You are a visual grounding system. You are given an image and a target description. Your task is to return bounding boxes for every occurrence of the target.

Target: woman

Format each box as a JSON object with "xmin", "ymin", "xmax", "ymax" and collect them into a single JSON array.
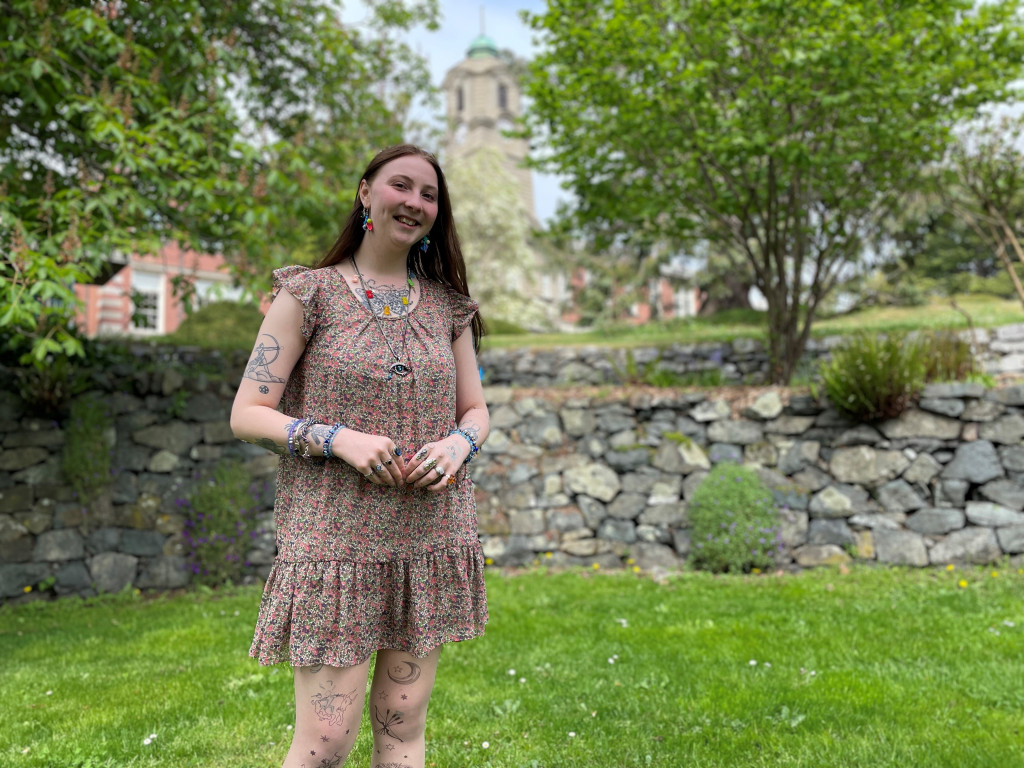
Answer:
[{"xmin": 230, "ymin": 144, "xmax": 489, "ymax": 768}]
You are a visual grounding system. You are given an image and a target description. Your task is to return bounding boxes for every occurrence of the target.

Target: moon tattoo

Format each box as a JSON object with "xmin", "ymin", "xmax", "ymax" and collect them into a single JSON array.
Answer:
[{"xmin": 387, "ymin": 661, "xmax": 421, "ymax": 685}]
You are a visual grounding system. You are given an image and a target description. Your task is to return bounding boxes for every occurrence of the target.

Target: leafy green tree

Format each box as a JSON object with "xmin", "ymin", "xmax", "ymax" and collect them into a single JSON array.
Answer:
[
  {"xmin": 1, "ymin": 0, "xmax": 437, "ymax": 361},
  {"xmin": 947, "ymin": 117, "xmax": 1024, "ymax": 308},
  {"xmin": 522, "ymin": 0, "xmax": 1024, "ymax": 382},
  {"xmin": 446, "ymin": 147, "xmax": 553, "ymax": 329}
]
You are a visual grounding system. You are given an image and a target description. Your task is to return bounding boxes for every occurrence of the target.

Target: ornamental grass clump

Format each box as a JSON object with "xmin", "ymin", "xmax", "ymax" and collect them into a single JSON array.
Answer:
[
  {"xmin": 181, "ymin": 460, "xmax": 268, "ymax": 587},
  {"xmin": 689, "ymin": 464, "xmax": 781, "ymax": 574},
  {"xmin": 819, "ymin": 331, "xmax": 927, "ymax": 421}
]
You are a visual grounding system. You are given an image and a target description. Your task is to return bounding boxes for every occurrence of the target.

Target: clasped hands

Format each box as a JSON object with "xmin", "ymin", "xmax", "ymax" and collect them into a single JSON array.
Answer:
[{"xmin": 332, "ymin": 430, "xmax": 470, "ymax": 492}]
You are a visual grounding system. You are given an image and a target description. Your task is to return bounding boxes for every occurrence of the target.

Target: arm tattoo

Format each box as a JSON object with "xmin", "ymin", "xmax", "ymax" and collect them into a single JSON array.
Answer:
[
  {"xmin": 245, "ymin": 437, "xmax": 287, "ymax": 456},
  {"xmin": 243, "ymin": 334, "xmax": 286, "ymax": 383},
  {"xmin": 458, "ymin": 419, "xmax": 482, "ymax": 445},
  {"xmin": 307, "ymin": 424, "xmax": 332, "ymax": 448}
]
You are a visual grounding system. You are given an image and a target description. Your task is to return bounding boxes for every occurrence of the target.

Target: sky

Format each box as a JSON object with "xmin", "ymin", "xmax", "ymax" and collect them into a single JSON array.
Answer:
[{"xmin": 346, "ymin": 0, "xmax": 567, "ymax": 223}]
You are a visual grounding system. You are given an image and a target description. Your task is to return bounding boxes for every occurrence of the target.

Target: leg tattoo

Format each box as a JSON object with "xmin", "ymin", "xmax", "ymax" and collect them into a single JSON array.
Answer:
[{"xmin": 386, "ymin": 661, "xmax": 421, "ymax": 685}]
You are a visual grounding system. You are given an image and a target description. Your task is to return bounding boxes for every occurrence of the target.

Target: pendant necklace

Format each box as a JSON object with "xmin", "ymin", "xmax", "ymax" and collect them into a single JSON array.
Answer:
[{"xmin": 350, "ymin": 256, "xmax": 416, "ymax": 381}]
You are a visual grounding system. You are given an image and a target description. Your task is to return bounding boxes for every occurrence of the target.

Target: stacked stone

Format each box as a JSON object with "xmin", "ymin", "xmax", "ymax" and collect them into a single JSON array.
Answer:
[
  {"xmin": 0, "ymin": 362, "xmax": 277, "ymax": 602},
  {"xmin": 472, "ymin": 383, "xmax": 1024, "ymax": 572},
  {"xmin": 478, "ymin": 324, "xmax": 1024, "ymax": 387}
]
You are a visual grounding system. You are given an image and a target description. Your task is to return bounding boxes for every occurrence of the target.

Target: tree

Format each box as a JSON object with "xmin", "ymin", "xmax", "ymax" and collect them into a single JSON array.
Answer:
[
  {"xmin": 446, "ymin": 147, "xmax": 552, "ymax": 329},
  {"xmin": 947, "ymin": 117, "xmax": 1024, "ymax": 309},
  {"xmin": 1, "ymin": 0, "xmax": 438, "ymax": 361},
  {"xmin": 522, "ymin": 0, "xmax": 1024, "ymax": 382},
  {"xmin": 871, "ymin": 180, "xmax": 1009, "ymax": 304}
]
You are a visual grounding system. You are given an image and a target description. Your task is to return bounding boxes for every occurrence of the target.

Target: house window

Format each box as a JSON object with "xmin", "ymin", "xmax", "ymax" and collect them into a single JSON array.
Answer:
[
  {"xmin": 457, "ymin": 87, "xmax": 464, "ymax": 111},
  {"xmin": 498, "ymin": 83, "xmax": 508, "ymax": 110},
  {"xmin": 131, "ymin": 271, "xmax": 162, "ymax": 333}
]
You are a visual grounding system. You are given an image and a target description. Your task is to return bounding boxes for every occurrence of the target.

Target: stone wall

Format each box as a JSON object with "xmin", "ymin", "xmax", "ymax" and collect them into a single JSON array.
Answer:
[
  {"xmin": 3, "ymin": 343, "xmax": 1024, "ymax": 602},
  {"xmin": 473, "ymin": 383, "xmax": 1024, "ymax": 571},
  {"xmin": 0, "ymin": 348, "xmax": 279, "ymax": 602},
  {"xmin": 477, "ymin": 323, "xmax": 1024, "ymax": 386}
]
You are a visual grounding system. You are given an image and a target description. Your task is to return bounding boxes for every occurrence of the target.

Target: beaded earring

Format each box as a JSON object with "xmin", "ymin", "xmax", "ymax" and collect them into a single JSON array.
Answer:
[
  {"xmin": 362, "ymin": 207, "xmax": 373, "ymax": 232},
  {"xmin": 420, "ymin": 235, "xmax": 430, "ymax": 252}
]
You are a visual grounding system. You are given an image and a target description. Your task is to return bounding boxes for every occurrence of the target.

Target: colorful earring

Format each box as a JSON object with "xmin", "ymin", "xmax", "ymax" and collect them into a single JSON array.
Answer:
[
  {"xmin": 362, "ymin": 207, "xmax": 373, "ymax": 232},
  {"xmin": 420, "ymin": 235, "xmax": 430, "ymax": 252}
]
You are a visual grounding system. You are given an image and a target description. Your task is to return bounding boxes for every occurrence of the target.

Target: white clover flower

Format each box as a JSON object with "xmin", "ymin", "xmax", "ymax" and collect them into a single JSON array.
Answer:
[
  {"xmin": 519, "ymin": 678, "xmax": 526, "ymax": 684},
  {"xmin": 749, "ymin": 660, "xmax": 757, "ymax": 666},
  {"xmin": 46, "ymin": 690, "xmax": 53, "ymax": 695},
  {"xmin": 568, "ymin": 731, "xmax": 577, "ymax": 738},
  {"xmin": 482, "ymin": 741, "xmax": 490, "ymax": 749},
  {"xmin": 608, "ymin": 657, "xmax": 615, "ymax": 664},
  {"xmin": 149, "ymin": 733, "xmax": 157, "ymax": 740},
  {"xmin": 508, "ymin": 669, "xmax": 516, "ymax": 676},
  {"xmin": 143, "ymin": 738, "xmax": 152, "ymax": 746}
]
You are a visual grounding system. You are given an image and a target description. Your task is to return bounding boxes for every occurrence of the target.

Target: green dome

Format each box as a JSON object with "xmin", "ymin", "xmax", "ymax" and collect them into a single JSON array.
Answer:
[{"xmin": 467, "ymin": 33, "xmax": 498, "ymax": 59}]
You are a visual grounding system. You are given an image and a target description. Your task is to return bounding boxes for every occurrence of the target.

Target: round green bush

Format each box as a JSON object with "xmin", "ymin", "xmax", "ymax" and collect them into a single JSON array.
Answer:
[{"xmin": 689, "ymin": 463, "xmax": 781, "ymax": 573}]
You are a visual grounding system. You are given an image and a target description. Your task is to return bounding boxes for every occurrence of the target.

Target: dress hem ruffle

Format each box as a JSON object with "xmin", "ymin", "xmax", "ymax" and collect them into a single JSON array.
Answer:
[{"xmin": 248, "ymin": 544, "xmax": 488, "ymax": 668}]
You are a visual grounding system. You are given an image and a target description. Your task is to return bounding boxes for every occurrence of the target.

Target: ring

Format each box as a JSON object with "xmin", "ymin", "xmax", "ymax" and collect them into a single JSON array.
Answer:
[
  {"xmin": 434, "ymin": 465, "xmax": 444, "ymax": 478},
  {"xmin": 375, "ymin": 463, "xmax": 384, "ymax": 472},
  {"xmin": 384, "ymin": 459, "xmax": 393, "ymax": 466},
  {"xmin": 446, "ymin": 474, "xmax": 455, "ymax": 486},
  {"xmin": 424, "ymin": 457, "xmax": 437, "ymax": 470},
  {"xmin": 392, "ymin": 447, "xmax": 401, "ymax": 456},
  {"xmin": 415, "ymin": 448, "xmax": 429, "ymax": 461},
  {"xmin": 364, "ymin": 469, "xmax": 374, "ymax": 477}
]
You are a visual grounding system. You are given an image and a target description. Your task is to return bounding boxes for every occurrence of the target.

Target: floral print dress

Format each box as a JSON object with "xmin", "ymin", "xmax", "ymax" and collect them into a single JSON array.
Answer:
[{"xmin": 249, "ymin": 265, "xmax": 488, "ymax": 668}]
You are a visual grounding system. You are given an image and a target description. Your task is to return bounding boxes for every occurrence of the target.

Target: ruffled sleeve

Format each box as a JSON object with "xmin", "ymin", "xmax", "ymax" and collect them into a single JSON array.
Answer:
[
  {"xmin": 271, "ymin": 265, "xmax": 321, "ymax": 340},
  {"xmin": 447, "ymin": 288, "xmax": 479, "ymax": 343}
]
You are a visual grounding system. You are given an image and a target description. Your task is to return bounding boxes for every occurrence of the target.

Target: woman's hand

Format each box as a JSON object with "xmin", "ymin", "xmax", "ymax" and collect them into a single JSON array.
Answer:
[
  {"xmin": 331, "ymin": 429, "xmax": 407, "ymax": 487},
  {"xmin": 404, "ymin": 436, "xmax": 470, "ymax": 492}
]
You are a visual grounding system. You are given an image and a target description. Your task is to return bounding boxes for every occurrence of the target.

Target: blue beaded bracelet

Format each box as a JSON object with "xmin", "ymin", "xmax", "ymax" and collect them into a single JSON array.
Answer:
[
  {"xmin": 449, "ymin": 428, "xmax": 480, "ymax": 464},
  {"xmin": 323, "ymin": 423, "xmax": 345, "ymax": 458},
  {"xmin": 286, "ymin": 418, "xmax": 303, "ymax": 457}
]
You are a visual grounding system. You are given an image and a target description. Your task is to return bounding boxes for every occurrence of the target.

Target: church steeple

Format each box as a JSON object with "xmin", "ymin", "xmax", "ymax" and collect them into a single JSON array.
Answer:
[{"xmin": 441, "ymin": 26, "xmax": 535, "ymax": 220}]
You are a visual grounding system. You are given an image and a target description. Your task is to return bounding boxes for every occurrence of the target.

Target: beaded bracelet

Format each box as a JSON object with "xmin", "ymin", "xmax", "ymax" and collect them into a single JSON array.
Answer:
[
  {"xmin": 286, "ymin": 418, "xmax": 304, "ymax": 457},
  {"xmin": 449, "ymin": 428, "xmax": 480, "ymax": 464},
  {"xmin": 323, "ymin": 423, "xmax": 345, "ymax": 458}
]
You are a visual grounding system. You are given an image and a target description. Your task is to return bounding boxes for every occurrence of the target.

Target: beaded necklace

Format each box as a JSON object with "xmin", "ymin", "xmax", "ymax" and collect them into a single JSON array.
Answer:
[{"xmin": 350, "ymin": 256, "xmax": 416, "ymax": 381}]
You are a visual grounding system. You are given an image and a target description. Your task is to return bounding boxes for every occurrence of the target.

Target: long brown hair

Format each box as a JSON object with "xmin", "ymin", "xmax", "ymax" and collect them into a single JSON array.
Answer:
[{"xmin": 315, "ymin": 144, "xmax": 485, "ymax": 351}]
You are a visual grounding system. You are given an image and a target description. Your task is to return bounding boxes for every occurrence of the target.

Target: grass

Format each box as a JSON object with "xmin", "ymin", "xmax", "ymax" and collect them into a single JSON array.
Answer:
[
  {"xmin": 2, "ymin": 565, "xmax": 1023, "ymax": 767},
  {"xmin": 482, "ymin": 293, "xmax": 1023, "ymax": 350}
]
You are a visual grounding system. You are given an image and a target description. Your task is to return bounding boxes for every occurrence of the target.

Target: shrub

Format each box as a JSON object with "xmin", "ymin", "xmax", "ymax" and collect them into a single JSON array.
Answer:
[
  {"xmin": 164, "ymin": 301, "xmax": 264, "ymax": 350},
  {"xmin": 62, "ymin": 394, "xmax": 114, "ymax": 502},
  {"xmin": 820, "ymin": 329, "xmax": 983, "ymax": 421},
  {"xmin": 180, "ymin": 461, "xmax": 268, "ymax": 586},
  {"xmin": 819, "ymin": 332, "xmax": 927, "ymax": 421},
  {"xmin": 689, "ymin": 464, "xmax": 781, "ymax": 574},
  {"xmin": 922, "ymin": 329, "xmax": 976, "ymax": 383}
]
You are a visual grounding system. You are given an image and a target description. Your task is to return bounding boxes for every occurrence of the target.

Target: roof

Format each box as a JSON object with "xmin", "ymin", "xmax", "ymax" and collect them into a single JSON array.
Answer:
[{"xmin": 467, "ymin": 33, "xmax": 498, "ymax": 59}]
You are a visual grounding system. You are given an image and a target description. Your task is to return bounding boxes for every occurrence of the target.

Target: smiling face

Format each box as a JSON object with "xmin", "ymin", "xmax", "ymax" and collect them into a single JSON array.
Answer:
[{"xmin": 359, "ymin": 155, "xmax": 440, "ymax": 251}]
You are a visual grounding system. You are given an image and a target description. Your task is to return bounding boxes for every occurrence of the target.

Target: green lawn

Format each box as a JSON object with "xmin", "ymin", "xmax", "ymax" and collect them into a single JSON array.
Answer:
[
  {"xmin": 2, "ymin": 565, "xmax": 1023, "ymax": 768},
  {"xmin": 483, "ymin": 294, "xmax": 1023, "ymax": 349}
]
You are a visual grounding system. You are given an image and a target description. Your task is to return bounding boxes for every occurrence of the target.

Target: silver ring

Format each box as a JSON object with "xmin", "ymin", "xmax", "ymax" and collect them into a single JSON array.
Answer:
[
  {"xmin": 424, "ymin": 457, "xmax": 437, "ymax": 470},
  {"xmin": 375, "ymin": 463, "xmax": 384, "ymax": 472},
  {"xmin": 364, "ymin": 469, "xmax": 374, "ymax": 477},
  {"xmin": 434, "ymin": 465, "xmax": 444, "ymax": 477}
]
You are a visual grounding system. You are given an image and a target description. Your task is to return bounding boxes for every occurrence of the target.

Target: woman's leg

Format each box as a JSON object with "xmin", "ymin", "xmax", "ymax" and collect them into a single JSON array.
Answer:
[
  {"xmin": 284, "ymin": 660, "xmax": 371, "ymax": 768},
  {"xmin": 366, "ymin": 647, "xmax": 441, "ymax": 768}
]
